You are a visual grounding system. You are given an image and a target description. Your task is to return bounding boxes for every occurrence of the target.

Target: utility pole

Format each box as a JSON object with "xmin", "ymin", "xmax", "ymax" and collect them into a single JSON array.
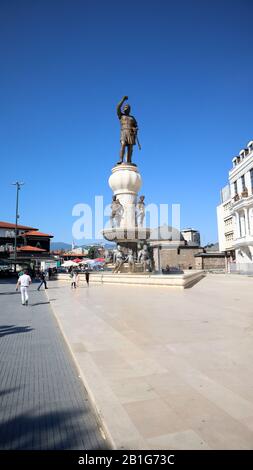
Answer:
[{"xmin": 12, "ymin": 181, "xmax": 24, "ymax": 271}]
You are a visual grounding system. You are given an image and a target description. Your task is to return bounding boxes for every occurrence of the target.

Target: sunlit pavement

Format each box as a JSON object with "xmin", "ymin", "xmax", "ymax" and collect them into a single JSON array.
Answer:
[{"xmin": 46, "ymin": 274, "xmax": 253, "ymax": 449}]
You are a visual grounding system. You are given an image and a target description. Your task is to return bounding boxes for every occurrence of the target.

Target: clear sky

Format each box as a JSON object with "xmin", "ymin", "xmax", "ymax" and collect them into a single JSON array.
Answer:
[{"xmin": 0, "ymin": 0, "xmax": 252, "ymax": 245}]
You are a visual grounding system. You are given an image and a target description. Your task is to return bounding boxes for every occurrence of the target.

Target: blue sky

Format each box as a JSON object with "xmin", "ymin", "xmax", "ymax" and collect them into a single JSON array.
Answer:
[{"xmin": 0, "ymin": 0, "xmax": 252, "ymax": 245}]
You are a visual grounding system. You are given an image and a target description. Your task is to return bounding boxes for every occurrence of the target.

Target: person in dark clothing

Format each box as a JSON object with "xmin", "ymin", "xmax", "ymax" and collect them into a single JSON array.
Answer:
[
  {"xmin": 85, "ymin": 271, "xmax": 90, "ymax": 286},
  {"xmin": 37, "ymin": 271, "xmax": 48, "ymax": 291}
]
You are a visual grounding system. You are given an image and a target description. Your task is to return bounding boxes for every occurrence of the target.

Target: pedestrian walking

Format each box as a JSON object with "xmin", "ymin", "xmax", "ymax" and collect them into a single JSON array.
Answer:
[
  {"xmin": 85, "ymin": 271, "xmax": 90, "ymax": 287},
  {"xmin": 16, "ymin": 270, "xmax": 32, "ymax": 306},
  {"xmin": 71, "ymin": 270, "xmax": 79, "ymax": 289},
  {"xmin": 37, "ymin": 270, "xmax": 48, "ymax": 291}
]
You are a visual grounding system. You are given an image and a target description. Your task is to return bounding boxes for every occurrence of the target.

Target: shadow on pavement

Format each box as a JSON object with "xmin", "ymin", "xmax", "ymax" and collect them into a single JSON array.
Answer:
[
  {"xmin": 0, "ymin": 291, "xmax": 19, "ymax": 296},
  {"xmin": 0, "ymin": 325, "xmax": 34, "ymax": 338},
  {"xmin": 30, "ymin": 302, "xmax": 50, "ymax": 306},
  {"xmin": 0, "ymin": 407, "xmax": 108, "ymax": 450},
  {"xmin": 0, "ymin": 387, "xmax": 22, "ymax": 397}
]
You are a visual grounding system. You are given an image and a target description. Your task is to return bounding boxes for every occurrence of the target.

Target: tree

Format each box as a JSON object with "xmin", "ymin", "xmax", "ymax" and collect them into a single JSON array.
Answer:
[{"xmin": 88, "ymin": 246, "xmax": 99, "ymax": 259}]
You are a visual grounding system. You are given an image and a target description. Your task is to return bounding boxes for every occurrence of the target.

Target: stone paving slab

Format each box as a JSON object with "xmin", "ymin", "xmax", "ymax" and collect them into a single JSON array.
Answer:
[
  {"xmin": 46, "ymin": 274, "xmax": 253, "ymax": 449},
  {"xmin": 0, "ymin": 280, "xmax": 108, "ymax": 450}
]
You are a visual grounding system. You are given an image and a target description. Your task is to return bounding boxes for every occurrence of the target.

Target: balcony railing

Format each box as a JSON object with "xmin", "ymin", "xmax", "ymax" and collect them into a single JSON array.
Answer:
[
  {"xmin": 233, "ymin": 188, "xmax": 249, "ymax": 202},
  {"xmin": 241, "ymin": 188, "xmax": 248, "ymax": 198}
]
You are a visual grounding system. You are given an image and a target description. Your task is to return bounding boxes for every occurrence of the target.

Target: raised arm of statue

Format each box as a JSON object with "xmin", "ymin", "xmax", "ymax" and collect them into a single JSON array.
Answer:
[{"xmin": 117, "ymin": 96, "xmax": 128, "ymax": 119}]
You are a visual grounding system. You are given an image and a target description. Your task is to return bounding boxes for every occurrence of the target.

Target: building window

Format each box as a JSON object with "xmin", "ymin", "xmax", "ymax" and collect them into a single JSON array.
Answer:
[
  {"xmin": 250, "ymin": 169, "xmax": 253, "ymax": 191},
  {"xmin": 225, "ymin": 218, "xmax": 232, "ymax": 227},
  {"xmin": 241, "ymin": 175, "xmax": 246, "ymax": 191},
  {"xmin": 224, "ymin": 202, "xmax": 231, "ymax": 212},
  {"xmin": 234, "ymin": 181, "xmax": 238, "ymax": 195},
  {"xmin": 225, "ymin": 233, "xmax": 233, "ymax": 242}
]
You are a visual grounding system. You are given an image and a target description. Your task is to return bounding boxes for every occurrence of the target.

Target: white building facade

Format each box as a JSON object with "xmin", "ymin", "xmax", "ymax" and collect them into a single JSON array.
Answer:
[
  {"xmin": 217, "ymin": 139, "xmax": 253, "ymax": 272},
  {"xmin": 217, "ymin": 184, "xmax": 234, "ymax": 254}
]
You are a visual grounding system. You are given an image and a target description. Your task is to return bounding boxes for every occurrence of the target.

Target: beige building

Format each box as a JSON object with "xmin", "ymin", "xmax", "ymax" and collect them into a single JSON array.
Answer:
[
  {"xmin": 149, "ymin": 226, "xmax": 198, "ymax": 271},
  {"xmin": 149, "ymin": 225, "xmax": 225, "ymax": 272}
]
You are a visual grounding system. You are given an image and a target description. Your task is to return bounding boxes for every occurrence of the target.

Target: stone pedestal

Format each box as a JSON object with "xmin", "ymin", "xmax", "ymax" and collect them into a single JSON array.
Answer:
[
  {"xmin": 103, "ymin": 162, "xmax": 149, "ymax": 244},
  {"xmin": 109, "ymin": 163, "xmax": 142, "ymax": 229}
]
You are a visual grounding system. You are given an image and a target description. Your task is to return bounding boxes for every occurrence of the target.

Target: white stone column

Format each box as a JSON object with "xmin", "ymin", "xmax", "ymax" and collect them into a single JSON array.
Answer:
[
  {"xmin": 240, "ymin": 212, "xmax": 246, "ymax": 237},
  {"xmin": 244, "ymin": 207, "xmax": 249, "ymax": 236},
  {"xmin": 235, "ymin": 211, "xmax": 240, "ymax": 239},
  {"xmin": 249, "ymin": 208, "xmax": 253, "ymax": 236}
]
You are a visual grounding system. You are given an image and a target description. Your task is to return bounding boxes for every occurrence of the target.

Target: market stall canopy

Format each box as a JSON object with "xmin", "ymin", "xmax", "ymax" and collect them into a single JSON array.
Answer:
[
  {"xmin": 61, "ymin": 260, "xmax": 78, "ymax": 267},
  {"xmin": 79, "ymin": 259, "xmax": 94, "ymax": 265}
]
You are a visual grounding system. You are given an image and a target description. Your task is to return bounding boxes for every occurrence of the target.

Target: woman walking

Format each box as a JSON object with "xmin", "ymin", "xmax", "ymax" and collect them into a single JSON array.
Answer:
[{"xmin": 71, "ymin": 270, "xmax": 79, "ymax": 289}]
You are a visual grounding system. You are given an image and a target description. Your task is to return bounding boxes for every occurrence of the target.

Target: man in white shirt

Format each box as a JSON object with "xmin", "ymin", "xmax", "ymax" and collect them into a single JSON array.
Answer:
[{"xmin": 16, "ymin": 270, "xmax": 32, "ymax": 306}]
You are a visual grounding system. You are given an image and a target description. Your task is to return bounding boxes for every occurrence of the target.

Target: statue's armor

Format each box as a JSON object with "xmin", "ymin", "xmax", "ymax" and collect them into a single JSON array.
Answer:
[
  {"xmin": 120, "ymin": 115, "xmax": 137, "ymax": 145},
  {"xmin": 116, "ymin": 250, "xmax": 123, "ymax": 261}
]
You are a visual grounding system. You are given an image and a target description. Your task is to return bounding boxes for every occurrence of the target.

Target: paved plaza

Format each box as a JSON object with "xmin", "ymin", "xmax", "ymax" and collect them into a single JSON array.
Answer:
[
  {"xmin": 0, "ymin": 280, "xmax": 108, "ymax": 450},
  {"xmin": 1, "ymin": 274, "xmax": 253, "ymax": 450},
  {"xmin": 44, "ymin": 274, "xmax": 253, "ymax": 450}
]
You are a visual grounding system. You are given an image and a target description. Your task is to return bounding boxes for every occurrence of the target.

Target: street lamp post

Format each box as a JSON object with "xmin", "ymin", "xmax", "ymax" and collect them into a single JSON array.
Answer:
[{"xmin": 12, "ymin": 181, "xmax": 24, "ymax": 271}]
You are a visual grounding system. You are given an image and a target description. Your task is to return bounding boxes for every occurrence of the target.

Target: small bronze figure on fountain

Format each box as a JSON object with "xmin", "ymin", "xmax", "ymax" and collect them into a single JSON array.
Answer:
[
  {"xmin": 113, "ymin": 245, "xmax": 125, "ymax": 273},
  {"xmin": 110, "ymin": 195, "xmax": 124, "ymax": 228},
  {"xmin": 136, "ymin": 195, "xmax": 145, "ymax": 227},
  {"xmin": 138, "ymin": 245, "xmax": 152, "ymax": 272},
  {"xmin": 126, "ymin": 249, "xmax": 135, "ymax": 273}
]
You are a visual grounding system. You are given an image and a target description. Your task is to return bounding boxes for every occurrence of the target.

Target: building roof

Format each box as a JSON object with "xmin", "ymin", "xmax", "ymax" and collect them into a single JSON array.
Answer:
[
  {"xmin": 21, "ymin": 230, "xmax": 53, "ymax": 238},
  {"xmin": 17, "ymin": 245, "xmax": 47, "ymax": 252},
  {"xmin": 0, "ymin": 221, "xmax": 37, "ymax": 230},
  {"xmin": 194, "ymin": 251, "xmax": 224, "ymax": 257}
]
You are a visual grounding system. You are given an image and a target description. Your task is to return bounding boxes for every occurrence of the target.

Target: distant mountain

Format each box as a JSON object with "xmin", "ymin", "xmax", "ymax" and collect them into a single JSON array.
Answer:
[{"xmin": 51, "ymin": 242, "xmax": 72, "ymax": 251}]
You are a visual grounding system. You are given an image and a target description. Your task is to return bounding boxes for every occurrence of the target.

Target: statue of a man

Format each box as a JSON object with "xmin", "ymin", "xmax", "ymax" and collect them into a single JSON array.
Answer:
[
  {"xmin": 110, "ymin": 196, "xmax": 124, "ymax": 227},
  {"xmin": 113, "ymin": 245, "xmax": 124, "ymax": 273},
  {"xmin": 126, "ymin": 249, "xmax": 135, "ymax": 273},
  {"xmin": 117, "ymin": 96, "xmax": 138, "ymax": 164},
  {"xmin": 138, "ymin": 245, "xmax": 151, "ymax": 272},
  {"xmin": 136, "ymin": 195, "xmax": 145, "ymax": 227}
]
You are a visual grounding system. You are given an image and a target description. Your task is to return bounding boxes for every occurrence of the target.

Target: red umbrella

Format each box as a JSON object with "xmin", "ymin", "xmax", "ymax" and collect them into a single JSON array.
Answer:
[{"xmin": 73, "ymin": 258, "xmax": 82, "ymax": 263}]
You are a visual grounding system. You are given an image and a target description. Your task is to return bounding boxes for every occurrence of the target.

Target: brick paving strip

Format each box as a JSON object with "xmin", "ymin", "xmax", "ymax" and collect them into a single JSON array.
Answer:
[{"xmin": 0, "ymin": 280, "xmax": 109, "ymax": 450}]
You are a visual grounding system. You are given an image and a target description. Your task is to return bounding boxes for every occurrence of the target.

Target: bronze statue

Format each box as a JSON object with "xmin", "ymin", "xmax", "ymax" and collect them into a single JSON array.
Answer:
[
  {"xmin": 110, "ymin": 195, "xmax": 124, "ymax": 228},
  {"xmin": 117, "ymin": 96, "xmax": 139, "ymax": 164},
  {"xmin": 136, "ymin": 195, "xmax": 145, "ymax": 227},
  {"xmin": 138, "ymin": 245, "xmax": 151, "ymax": 272},
  {"xmin": 113, "ymin": 245, "xmax": 124, "ymax": 273},
  {"xmin": 126, "ymin": 249, "xmax": 135, "ymax": 273}
]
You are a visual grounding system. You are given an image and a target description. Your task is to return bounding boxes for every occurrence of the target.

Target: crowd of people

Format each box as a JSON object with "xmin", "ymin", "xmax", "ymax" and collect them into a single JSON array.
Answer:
[
  {"xmin": 70, "ymin": 268, "xmax": 90, "ymax": 289},
  {"xmin": 16, "ymin": 267, "xmax": 91, "ymax": 305}
]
